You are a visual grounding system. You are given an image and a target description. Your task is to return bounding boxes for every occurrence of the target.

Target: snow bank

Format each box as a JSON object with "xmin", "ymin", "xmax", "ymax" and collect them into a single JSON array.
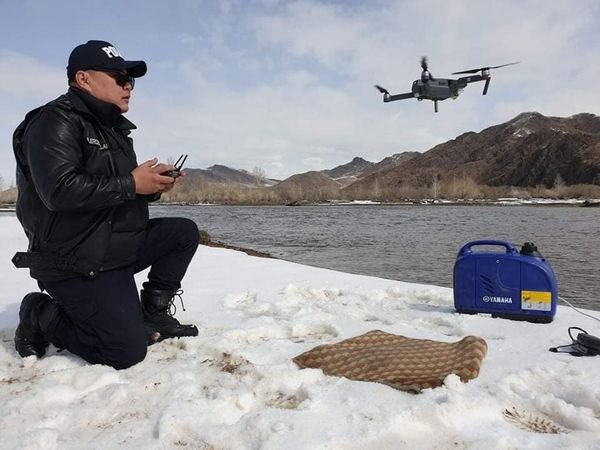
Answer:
[{"xmin": 0, "ymin": 216, "xmax": 599, "ymax": 449}]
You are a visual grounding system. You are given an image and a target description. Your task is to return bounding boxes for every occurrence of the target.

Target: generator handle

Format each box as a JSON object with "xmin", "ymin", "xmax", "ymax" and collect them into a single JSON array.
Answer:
[{"xmin": 458, "ymin": 240, "xmax": 519, "ymax": 256}]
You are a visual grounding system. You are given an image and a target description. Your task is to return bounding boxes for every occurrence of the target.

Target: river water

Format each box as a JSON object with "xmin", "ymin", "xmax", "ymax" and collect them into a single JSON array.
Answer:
[{"xmin": 150, "ymin": 204, "xmax": 600, "ymax": 312}]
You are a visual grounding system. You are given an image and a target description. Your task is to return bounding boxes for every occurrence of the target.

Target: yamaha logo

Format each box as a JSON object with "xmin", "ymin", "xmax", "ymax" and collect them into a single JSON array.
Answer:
[{"xmin": 483, "ymin": 295, "xmax": 513, "ymax": 304}]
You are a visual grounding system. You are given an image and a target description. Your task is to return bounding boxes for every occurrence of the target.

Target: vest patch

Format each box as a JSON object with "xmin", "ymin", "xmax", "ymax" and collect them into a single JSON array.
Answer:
[{"xmin": 86, "ymin": 136, "xmax": 108, "ymax": 150}]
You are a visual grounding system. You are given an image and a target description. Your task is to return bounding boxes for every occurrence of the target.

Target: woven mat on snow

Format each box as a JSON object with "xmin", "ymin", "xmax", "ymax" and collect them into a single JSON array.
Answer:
[{"xmin": 293, "ymin": 330, "xmax": 487, "ymax": 392}]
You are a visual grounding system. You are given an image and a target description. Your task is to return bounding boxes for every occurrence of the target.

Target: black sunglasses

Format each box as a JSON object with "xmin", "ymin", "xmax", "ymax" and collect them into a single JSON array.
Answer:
[{"xmin": 91, "ymin": 68, "xmax": 135, "ymax": 89}]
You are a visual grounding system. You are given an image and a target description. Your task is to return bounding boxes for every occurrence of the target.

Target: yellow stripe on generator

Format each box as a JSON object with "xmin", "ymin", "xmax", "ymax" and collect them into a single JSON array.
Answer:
[{"xmin": 521, "ymin": 290, "xmax": 552, "ymax": 311}]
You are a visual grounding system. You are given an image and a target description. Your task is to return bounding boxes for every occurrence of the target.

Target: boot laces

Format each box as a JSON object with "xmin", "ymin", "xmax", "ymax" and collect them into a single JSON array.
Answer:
[{"xmin": 167, "ymin": 289, "xmax": 186, "ymax": 317}]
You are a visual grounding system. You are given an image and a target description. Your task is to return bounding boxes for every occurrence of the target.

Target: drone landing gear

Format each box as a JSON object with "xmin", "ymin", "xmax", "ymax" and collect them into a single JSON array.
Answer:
[
  {"xmin": 434, "ymin": 100, "xmax": 438, "ymax": 113},
  {"xmin": 483, "ymin": 78, "xmax": 491, "ymax": 95}
]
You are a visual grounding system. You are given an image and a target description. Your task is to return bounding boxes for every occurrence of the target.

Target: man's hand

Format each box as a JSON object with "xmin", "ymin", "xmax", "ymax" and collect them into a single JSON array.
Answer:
[{"xmin": 131, "ymin": 158, "xmax": 177, "ymax": 195}]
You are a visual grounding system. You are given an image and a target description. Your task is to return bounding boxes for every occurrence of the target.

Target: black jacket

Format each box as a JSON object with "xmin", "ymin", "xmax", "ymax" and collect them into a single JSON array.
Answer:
[{"xmin": 13, "ymin": 87, "xmax": 152, "ymax": 281}]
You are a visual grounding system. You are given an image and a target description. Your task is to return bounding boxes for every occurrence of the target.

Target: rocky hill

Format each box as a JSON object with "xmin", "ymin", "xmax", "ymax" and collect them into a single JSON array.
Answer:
[
  {"xmin": 170, "ymin": 112, "xmax": 600, "ymax": 203},
  {"xmin": 342, "ymin": 112, "xmax": 600, "ymax": 199},
  {"xmin": 360, "ymin": 152, "xmax": 420, "ymax": 178},
  {"xmin": 270, "ymin": 171, "xmax": 340, "ymax": 202},
  {"xmin": 320, "ymin": 153, "xmax": 420, "ymax": 187},
  {"xmin": 321, "ymin": 157, "xmax": 374, "ymax": 179}
]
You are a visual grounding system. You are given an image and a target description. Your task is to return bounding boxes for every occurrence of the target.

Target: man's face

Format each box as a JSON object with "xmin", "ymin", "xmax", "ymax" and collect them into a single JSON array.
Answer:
[{"xmin": 79, "ymin": 70, "xmax": 133, "ymax": 112}]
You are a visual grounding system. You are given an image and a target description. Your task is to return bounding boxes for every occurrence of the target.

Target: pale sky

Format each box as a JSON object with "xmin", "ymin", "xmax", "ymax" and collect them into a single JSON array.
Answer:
[{"xmin": 1, "ymin": 0, "xmax": 599, "ymax": 184}]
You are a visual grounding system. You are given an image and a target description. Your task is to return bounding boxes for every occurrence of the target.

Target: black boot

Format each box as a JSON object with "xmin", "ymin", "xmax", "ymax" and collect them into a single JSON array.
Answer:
[
  {"xmin": 14, "ymin": 292, "xmax": 54, "ymax": 358},
  {"xmin": 141, "ymin": 288, "xmax": 198, "ymax": 342}
]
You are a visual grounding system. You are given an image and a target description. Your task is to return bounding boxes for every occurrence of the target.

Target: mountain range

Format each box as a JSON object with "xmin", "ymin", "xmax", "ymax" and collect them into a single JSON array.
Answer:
[{"xmin": 180, "ymin": 112, "xmax": 600, "ymax": 201}]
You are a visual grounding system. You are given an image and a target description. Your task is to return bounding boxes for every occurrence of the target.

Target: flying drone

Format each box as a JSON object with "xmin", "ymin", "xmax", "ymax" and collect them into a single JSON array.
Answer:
[{"xmin": 375, "ymin": 57, "xmax": 519, "ymax": 112}]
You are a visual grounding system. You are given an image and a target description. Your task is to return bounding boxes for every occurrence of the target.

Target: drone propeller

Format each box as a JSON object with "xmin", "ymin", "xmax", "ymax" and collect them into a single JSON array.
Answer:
[
  {"xmin": 374, "ymin": 84, "xmax": 390, "ymax": 95},
  {"xmin": 451, "ymin": 61, "xmax": 520, "ymax": 75},
  {"xmin": 420, "ymin": 56, "xmax": 434, "ymax": 81}
]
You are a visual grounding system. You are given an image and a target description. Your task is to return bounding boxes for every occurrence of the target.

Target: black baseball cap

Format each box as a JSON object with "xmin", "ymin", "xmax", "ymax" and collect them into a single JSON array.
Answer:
[{"xmin": 67, "ymin": 40, "xmax": 147, "ymax": 81}]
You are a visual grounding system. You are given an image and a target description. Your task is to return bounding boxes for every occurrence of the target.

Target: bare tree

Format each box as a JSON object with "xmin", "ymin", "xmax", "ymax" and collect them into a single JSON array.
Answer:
[{"xmin": 252, "ymin": 166, "xmax": 266, "ymax": 186}]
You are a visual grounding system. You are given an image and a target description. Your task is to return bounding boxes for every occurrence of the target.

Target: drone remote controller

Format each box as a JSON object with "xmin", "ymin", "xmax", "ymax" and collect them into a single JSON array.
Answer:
[
  {"xmin": 161, "ymin": 169, "xmax": 182, "ymax": 178},
  {"xmin": 161, "ymin": 154, "xmax": 188, "ymax": 178}
]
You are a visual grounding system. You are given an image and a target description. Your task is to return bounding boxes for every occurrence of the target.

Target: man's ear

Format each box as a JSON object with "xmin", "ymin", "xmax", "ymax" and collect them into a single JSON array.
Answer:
[{"xmin": 74, "ymin": 70, "xmax": 91, "ymax": 91}]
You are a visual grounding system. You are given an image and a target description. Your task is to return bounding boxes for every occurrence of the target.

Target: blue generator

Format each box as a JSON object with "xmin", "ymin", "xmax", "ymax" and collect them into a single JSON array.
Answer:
[{"xmin": 453, "ymin": 240, "xmax": 558, "ymax": 323}]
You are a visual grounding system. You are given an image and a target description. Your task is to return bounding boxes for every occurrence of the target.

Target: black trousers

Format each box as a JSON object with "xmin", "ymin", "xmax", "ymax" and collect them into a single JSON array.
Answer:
[{"xmin": 40, "ymin": 217, "xmax": 199, "ymax": 369}]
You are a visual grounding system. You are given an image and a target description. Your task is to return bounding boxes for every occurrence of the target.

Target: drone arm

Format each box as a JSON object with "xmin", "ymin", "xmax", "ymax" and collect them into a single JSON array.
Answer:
[
  {"xmin": 456, "ymin": 74, "xmax": 485, "ymax": 85},
  {"xmin": 383, "ymin": 92, "xmax": 414, "ymax": 103},
  {"xmin": 454, "ymin": 74, "xmax": 492, "ymax": 95}
]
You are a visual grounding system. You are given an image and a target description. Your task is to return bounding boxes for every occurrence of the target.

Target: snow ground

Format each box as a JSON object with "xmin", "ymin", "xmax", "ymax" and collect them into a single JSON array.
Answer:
[{"xmin": 0, "ymin": 216, "xmax": 599, "ymax": 449}]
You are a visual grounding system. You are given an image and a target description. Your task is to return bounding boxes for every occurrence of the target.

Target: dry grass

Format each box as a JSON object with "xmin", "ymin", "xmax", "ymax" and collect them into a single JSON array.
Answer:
[
  {"xmin": 3, "ymin": 181, "xmax": 599, "ymax": 206},
  {"xmin": 0, "ymin": 187, "xmax": 17, "ymax": 204}
]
